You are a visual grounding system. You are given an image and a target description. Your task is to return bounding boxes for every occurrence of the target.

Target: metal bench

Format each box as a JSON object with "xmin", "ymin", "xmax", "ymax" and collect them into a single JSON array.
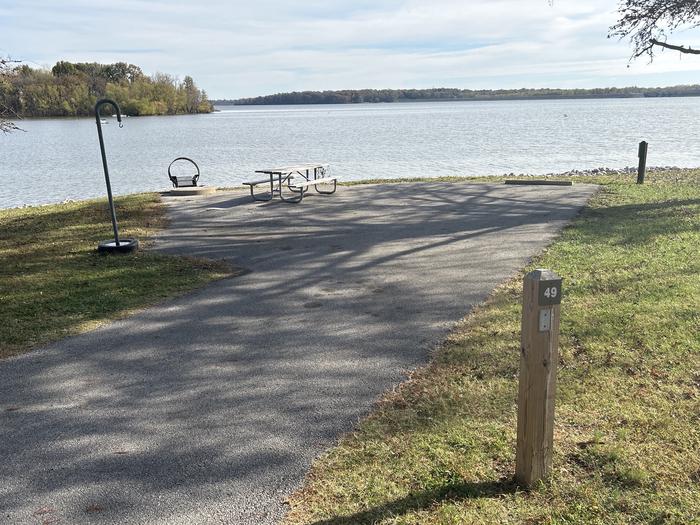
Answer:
[
  {"xmin": 168, "ymin": 157, "xmax": 200, "ymax": 188},
  {"xmin": 243, "ymin": 164, "xmax": 337, "ymax": 203},
  {"xmin": 290, "ymin": 177, "xmax": 337, "ymax": 192}
]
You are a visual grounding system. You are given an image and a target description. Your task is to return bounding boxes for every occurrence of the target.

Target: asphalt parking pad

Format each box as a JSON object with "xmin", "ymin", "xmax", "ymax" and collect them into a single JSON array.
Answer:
[{"xmin": 0, "ymin": 182, "xmax": 597, "ymax": 524}]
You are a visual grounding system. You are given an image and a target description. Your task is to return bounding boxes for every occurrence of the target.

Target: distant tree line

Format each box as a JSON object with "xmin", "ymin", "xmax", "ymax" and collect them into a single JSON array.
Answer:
[
  {"xmin": 215, "ymin": 85, "xmax": 700, "ymax": 105},
  {"xmin": 0, "ymin": 61, "xmax": 213, "ymax": 118}
]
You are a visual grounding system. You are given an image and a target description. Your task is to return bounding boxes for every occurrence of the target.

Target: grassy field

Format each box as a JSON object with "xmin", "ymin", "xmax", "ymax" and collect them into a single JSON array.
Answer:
[
  {"xmin": 0, "ymin": 193, "xmax": 232, "ymax": 359},
  {"xmin": 284, "ymin": 171, "xmax": 700, "ymax": 524}
]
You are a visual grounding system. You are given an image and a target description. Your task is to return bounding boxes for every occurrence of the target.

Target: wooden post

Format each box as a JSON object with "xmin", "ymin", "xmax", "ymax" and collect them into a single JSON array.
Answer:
[
  {"xmin": 516, "ymin": 269, "xmax": 562, "ymax": 487},
  {"xmin": 637, "ymin": 141, "xmax": 648, "ymax": 184}
]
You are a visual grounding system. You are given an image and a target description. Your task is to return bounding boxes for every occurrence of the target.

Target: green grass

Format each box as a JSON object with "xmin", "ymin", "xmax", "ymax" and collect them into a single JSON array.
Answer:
[
  {"xmin": 285, "ymin": 170, "xmax": 700, "ymax": 525},
  {"xmin": 0, "ymin": 193, "xmax": 232, "ymax": 359}
]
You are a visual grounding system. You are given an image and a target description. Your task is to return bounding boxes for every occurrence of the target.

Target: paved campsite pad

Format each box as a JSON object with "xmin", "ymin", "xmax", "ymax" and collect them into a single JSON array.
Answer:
[{"xmin": 0, "ymin": 183, "xmax": 597, "ymax": 524}]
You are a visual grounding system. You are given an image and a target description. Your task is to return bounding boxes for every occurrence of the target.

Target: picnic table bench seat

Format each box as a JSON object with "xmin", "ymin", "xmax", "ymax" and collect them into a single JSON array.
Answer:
[
  {"xmin": 242, "ymin": 178, "xmax": 278, "ymax": 187},
  {"xmin": 290, "ymin": 177, "xmax": 337, "ymax": 189}
]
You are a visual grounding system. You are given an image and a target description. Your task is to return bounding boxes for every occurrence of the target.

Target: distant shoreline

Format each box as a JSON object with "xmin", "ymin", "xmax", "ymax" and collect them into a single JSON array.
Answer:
[{"xmin": 213, "ymin": 85, "xmax": 700, "ymax": 106}]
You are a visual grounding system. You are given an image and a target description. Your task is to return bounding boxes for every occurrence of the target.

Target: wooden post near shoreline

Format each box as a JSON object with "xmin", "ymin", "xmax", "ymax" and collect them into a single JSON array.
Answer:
[
  {"xmin": 516, "ymin": 269, "xmax": 562, "ymax": 487},
  {"xmin": 637, "ymin": 141, "xmax": 648, "ymax": 184}
]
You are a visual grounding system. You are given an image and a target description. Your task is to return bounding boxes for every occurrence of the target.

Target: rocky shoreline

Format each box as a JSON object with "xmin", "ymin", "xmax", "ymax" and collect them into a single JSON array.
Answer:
[{"xmin": 502, "ymin": 166, "xmax": 698, "ymax": 178}]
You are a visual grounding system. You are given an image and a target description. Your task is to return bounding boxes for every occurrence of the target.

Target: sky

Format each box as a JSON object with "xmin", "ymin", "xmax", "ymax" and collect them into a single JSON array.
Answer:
[{"xmin": 3, "ymin": 0, "xmax": 700, "ymax": 99}]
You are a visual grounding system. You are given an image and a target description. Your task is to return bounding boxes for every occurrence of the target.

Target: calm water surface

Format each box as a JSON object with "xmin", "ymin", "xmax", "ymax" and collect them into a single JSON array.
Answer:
[{"xmin": 1, "ymin": 98, "xmax": 699, "ymax": 208}]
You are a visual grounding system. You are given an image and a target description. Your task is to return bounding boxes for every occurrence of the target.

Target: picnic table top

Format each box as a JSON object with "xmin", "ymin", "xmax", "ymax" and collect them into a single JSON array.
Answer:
[{"xmin": 255, "ymin": 163, "xmax": 328, "ymax": 174}]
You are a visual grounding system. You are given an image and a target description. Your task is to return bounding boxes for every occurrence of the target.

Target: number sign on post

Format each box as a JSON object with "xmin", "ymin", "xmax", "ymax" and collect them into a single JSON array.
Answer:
[
  {"xmin": 539, "ymin": 280, "xmax": 562, "ymax": 306},
  {"xmin": 516, "ymin": 269, "xmax": 562, "ymax": 487}
]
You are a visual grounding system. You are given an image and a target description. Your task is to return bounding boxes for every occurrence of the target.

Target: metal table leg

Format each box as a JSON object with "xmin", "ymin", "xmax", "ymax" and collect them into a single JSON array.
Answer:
[{"xmin": 278, "ymin": 172, "xmax": 304, "ymax": 203}]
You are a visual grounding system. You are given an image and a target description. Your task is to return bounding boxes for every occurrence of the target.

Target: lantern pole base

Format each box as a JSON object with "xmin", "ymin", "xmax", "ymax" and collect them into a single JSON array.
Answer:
[{"xmin": 97, "ymin": 238, "xmax": 139, "ymax": 254}]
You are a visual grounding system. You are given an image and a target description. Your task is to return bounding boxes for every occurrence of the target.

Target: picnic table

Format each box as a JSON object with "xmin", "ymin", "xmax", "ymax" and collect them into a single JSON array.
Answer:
[{"xmin": 243, "ymin": 163, "xmax": 337, "ymax": 203}]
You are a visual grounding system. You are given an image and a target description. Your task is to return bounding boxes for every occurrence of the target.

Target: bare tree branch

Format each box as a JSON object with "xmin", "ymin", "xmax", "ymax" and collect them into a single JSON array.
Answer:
[
  {"xmin": 0, "ymin": 104, "xmax": 22, "ymax": 134},
  {"xmin": 609, "ymin": 0, "xmax": 700, "ymax": 60},
  {"xmin": 0, "ymin": 58, "xmax": 23, "ymax": 133},
  {"xmin": 649, "ymin": 37, "xmax": 700, "ymax": 52}
]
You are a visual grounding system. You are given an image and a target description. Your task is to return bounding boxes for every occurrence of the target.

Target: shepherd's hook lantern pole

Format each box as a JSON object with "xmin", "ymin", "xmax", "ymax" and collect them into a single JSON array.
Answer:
[{"xmin": 94, "ymin": 98, "xmax": 138, "ymax": 253}]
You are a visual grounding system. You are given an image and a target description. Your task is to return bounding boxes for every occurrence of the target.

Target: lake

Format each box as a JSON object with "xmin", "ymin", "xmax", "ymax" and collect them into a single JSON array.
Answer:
[{"xmin": 1, "ymin": 97, "xmax": 699, "ymax": 209}]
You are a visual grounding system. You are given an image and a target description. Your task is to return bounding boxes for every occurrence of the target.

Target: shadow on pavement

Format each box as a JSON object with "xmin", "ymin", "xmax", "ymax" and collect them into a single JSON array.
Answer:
[{"xmin": 0, "ymin": 182, "xmax": 596, "ymax": 524}]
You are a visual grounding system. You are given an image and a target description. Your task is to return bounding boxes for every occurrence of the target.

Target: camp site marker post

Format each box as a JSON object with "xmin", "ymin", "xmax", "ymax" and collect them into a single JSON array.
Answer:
[{"xmin": 516, "ymin": 269, "xmax": 562, "ymax": 487}]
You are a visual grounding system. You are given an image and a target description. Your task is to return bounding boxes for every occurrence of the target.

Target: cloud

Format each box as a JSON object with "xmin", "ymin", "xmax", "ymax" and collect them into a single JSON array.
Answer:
[{"xmin": 2, "ymin": 0, "xmax": 700, "ymax": 98}]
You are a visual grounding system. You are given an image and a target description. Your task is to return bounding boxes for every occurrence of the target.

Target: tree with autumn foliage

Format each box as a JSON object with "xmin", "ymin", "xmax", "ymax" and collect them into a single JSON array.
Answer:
[{"xmin": 0, "ymin": 61, "xmax": 212, "ymax": 119}]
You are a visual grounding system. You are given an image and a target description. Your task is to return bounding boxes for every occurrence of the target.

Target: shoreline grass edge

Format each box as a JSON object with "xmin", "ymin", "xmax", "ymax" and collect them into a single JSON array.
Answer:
[{"xmin": 0, "ymin": 192, "xmax": 235, "ymax": 359}]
